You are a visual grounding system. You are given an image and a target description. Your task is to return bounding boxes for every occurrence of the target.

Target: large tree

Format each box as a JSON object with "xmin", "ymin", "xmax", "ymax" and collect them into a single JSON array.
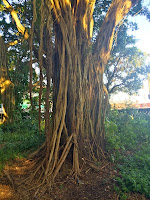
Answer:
[
  {"xmin": 105, "ymin": 49, "xmax": 149, "ymax": 95},
  {"xmin": 104, "ymin": 25, "xmax": 149, "ymax": 95},
  {"xmin": 2, "ymin": 0, "xmax": 140, "ymax": 186}
]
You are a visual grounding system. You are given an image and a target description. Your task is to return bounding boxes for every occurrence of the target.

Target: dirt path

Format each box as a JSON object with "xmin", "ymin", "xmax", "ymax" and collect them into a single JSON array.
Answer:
[
  {"xmin": 0, "ymin": 159, "xmax": 148, "ymax": 200},
  {"xmin": 0, "ymin": 184, "xmax": 16, "ymax": 200}
]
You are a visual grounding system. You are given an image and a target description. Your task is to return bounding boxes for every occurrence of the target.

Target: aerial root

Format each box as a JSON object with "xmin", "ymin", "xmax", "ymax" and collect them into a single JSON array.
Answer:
[
  {"xmin": 84, "ymin": 158, "xmax": 111, "ymax": 173},
  {"xmin": 28, "ymin": 142, "xmax": 46, "ymax": 160},
  {"xmin": 29, "ymin": 159, "xmax": 45, "ymax": 183},
  {"xmin": 3, "ymin": 169, "xmax": 16, "ymax": 191}
]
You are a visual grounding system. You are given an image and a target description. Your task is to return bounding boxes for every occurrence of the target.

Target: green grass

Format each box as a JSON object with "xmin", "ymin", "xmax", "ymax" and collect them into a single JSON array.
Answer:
[
  {"xmin": 0, "ymin": 116, "xmax": 45, "ymax": 172},
  {"xmin": 105, "ymin": 109, "xmax": 150, "ymax": 199}
]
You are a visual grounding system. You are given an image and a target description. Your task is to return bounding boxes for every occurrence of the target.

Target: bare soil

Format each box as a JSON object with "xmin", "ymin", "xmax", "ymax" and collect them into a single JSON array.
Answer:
[{"xmin": 0, "ymin": 158, "xmax": 149, "ymax": 200}]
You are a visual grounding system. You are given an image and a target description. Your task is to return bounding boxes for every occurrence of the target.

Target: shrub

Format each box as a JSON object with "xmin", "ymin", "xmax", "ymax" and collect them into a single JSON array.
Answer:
[
  {"xmin": 106, "ymin": 109, "xmax": 150, "ymax": 198},
  {"xmin": 0, "ymin": 110, "xmax": 45, "ymax": 172}
]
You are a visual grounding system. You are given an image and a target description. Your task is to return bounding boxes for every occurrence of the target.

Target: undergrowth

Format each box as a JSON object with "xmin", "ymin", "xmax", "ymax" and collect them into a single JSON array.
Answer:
[
  {"xmin": 1, "ymin": 108, "xmax": 150, "ymax": 199},
  {"xmin": 0, "ymin": 110, "xmax": 45, "ymax": 172},
  {"xmin": 105, "ymin": 109, "xmax": 150, "ymax": 199}
]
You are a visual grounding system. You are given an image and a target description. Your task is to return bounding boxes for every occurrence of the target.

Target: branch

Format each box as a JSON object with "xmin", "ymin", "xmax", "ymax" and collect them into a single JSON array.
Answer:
[
  {"xmin": 106, "ymin": 57, "xmax": 121, "ymax": 86},
  {"xmin": 2, "ymin": 0, "xmax": 29, "ymax": 39},
  {"xmin": 93, "ymin": 0, "xmax": 139, "ymax": 71},
  {"xmin": 8, "ymin": 39, "xmax": 22, "ymax": 46},
  {"xmin": 109, "ymin": 83, "xmax": 123, "ymax": 94}
]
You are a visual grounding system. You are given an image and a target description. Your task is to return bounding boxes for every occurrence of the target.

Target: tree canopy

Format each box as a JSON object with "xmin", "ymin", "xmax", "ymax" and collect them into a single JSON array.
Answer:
[{"xmin": 104, "ymin": 24, "xmax": 150, "ymax": 95}]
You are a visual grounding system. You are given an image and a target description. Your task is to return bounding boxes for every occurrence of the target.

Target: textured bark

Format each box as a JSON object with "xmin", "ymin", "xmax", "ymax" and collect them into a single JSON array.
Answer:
[
  {"xmin": 40, "ymin": 0, "xmax": 138, "ymax": 180},
  {"xmin": 0, "ymin": 36, "xmax": 15, "ymax": 123}
]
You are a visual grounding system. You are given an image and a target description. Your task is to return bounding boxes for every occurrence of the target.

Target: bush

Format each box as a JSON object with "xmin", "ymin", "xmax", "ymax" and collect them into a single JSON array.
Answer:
[
  {"xmin": 1, "ymin": 109, "xmax": 39, "ymax": 134},
  {"xmin": 0, "ymin": 110, "xmax": 45, "ymax": 172},
  {"xmin": 106, "ymin": 109, "xmax": 150, "ymax": 198}
]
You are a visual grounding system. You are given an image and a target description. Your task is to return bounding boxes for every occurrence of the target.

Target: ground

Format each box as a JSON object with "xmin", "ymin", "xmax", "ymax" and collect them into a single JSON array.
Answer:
[{"xmin": 0, "ymin": 158, "xmax": 149, "ymax": 200}]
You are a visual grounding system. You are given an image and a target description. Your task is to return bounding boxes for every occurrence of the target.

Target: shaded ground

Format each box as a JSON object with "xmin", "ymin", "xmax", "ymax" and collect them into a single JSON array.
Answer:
[{"xmin": 0, "ymin": 159, "xmax": 149, "ymax": 200}]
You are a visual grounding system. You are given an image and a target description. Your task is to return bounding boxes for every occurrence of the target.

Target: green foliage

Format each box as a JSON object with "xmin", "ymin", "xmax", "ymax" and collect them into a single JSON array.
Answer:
[
  {"xmin": 7, "ymin": 41, "xmax": 30, "ymax": 107},
  {"xmin": 0, "ymin": 0, "xmax": 44, "ymax": 111},
  {"xmin": 1, "ymin": 110, "xmax": 39, "ymax": 133},
  {"xmin": 106, "ymin": 109, "xmax": 150, "ymax": 198},
  {"xmin": 93, "ymin": 0, "xmax": 149, "ymax": 96},
  {"xmin": 93, "ymin": 0, "xmax": 112, "ymax": 39},
  {"xmin": 105, "ymin": 25, "xmax": 149, "ymax": 95},
  {"xmin": 0, "ymin": 111, "xmax": 45, "ymax": 171}
]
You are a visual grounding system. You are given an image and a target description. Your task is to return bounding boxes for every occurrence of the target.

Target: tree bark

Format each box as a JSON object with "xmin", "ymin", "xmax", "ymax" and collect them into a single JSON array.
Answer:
[
  {"xmin": 0, "ymin": 36, "xmax": 15, "ymax": 123},
  {"xmin": 41, "ymin": 0, "xmax": 139, "ymax": 180}
]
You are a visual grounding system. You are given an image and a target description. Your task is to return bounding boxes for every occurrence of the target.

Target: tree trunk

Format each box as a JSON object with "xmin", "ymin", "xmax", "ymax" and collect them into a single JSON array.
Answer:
[
  {"xmin": 0, "ymin": 36, "xmax": 15, "ymax": 123},
  {"xmin": 50, "ymin": 0, "xmax": 138, "ymax": 175}
]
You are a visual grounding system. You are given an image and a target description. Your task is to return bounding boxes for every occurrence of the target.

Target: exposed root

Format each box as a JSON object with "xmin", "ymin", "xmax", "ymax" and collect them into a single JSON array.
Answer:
[
  {"xmin": 84, "ymin": 158, "xmax": 111, "ymax": 174},
  {"xmin": 3, "ymin": 170, "xmax": 15, "ymax": 191}
]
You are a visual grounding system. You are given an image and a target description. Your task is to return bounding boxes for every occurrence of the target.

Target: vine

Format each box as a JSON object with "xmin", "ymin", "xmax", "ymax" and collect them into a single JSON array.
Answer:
[{"xmin": 29, "ymin": 0, "xmax": 37, "ymax": 108}]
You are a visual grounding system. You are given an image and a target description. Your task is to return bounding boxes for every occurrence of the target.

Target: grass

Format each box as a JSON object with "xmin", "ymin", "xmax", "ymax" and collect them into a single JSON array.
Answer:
[{"xmin": 0, "ymin": 115, "xmax": 45, "ymax": 172}]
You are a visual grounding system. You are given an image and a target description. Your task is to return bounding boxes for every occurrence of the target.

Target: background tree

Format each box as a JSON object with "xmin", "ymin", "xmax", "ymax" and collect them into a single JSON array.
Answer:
[
  {"xmin": 0, "ymin": 0, "xmax": 30, "ymax": 121},
  {"xmin": 104, "ymin": 24, "xmax": 150, "ymax": 95},
  {"xmin": 93, "ymin": 0, "xmax": 149, "ymax": 96},
  {"xmin": 0, "ymin": 0, "xmax": 44, "ymax": 111}
]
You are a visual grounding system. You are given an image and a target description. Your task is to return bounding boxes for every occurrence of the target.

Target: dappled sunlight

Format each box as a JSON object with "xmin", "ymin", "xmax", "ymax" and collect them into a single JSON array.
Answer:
[
  {"xmin": 82, "ymin": 14, "xmax": 88, "ymax": 34},
  {"xmin": 0, "ymin": 118, "xmax": 5, "ymax": 125},
  {"xmin": 82, "ymin": 0, "xmax": 95, "ymax": 39},
  {"xmin": 0, "ymin": 105, "xmax": 8, "ymax": 124},
  {"xmin": 115, "ymin": 1, "xmax": 132, "ymax": 25},
  {"xmin": 64, "ymin": 0, "xmax": 71, "ymax": 7},
  {"xmin": 88, "ymin": 0, "xmax": 95, "ymax": 38},
  {"xmin": 89, "ymin": 18, "xmax": 94, "ymax": 38},
  {"xmin": 0, "ymin": 184, "xmax": 14, "ymax": 200},
  {"xmin": 82, "ymin": 15, "xmax": 94, "ymax": 39},
  {"xmin": 0, "ymin": 80, "xmax": 12, "ymax": 94},
  {"xmin": 0, "ymin": 160, "xmax": 33, "ymax": 200},
  {"xmin": 0, "ymin": 79, "xmax": 14, "ymax": 123},
  {"xmin": 9, "ymin": 39, "xmax": 21, "ymax": 46},
  {"xmin": 4, "ymin": 159, "xmax": 34, "ymax": 175},
  {"xmin": 2, "ymin": 0, "xmax": 29, "ymax": 39},
  {"xmin": 105, "ymin": 0, "xmax": 132, "ymax": 27}
]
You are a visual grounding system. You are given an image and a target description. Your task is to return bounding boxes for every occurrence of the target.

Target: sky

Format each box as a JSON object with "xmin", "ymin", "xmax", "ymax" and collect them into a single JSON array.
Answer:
[
  {"xmin": 130, "ymin": 15, "xmax": 150, "ymax": 55},
  {"xmin": 130, "ymin": 3, "xmax": 150, "ymax": 103},
  {"xmin": 110, "ymin": 0, "xmax": 150, "ymax": 104},
  {"xmin": 129, "ymin": 0, "xmax": 150, "ymax": 58}
]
